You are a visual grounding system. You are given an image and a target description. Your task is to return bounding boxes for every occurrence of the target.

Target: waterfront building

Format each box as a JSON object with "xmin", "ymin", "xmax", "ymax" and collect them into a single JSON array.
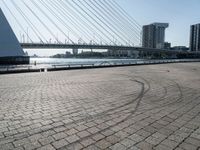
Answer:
[
  {"xmin": 171, "ymin": 46, "xmax": 189, "ymax": 51},
  {"xmin": 107, "ymin": 49, "xmax": 139, "ymax": 58},
  {"xmin": 142, "ymin": 23, "xmax": 169, "ymax": 49},
  {"xmin": 164, "ymin": 42, "xmax": 171, "ymax": 49},
  {"xmin": 190, "ymin": 23, "xmax": 200, "ymax": 52},
  {"xmin": 72, "ymin": 48, "xmax": 79, "ymax": 55}
]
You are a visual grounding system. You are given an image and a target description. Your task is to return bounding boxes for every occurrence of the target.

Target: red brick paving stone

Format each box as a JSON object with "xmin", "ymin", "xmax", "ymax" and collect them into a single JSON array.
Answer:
[
  {"xmin": 95, "ymin": 139, "xmax": 112, "ymax": 149},
  {"xmin": 37, "ymin": 144, "xmax": 56, "ymax": 150}
]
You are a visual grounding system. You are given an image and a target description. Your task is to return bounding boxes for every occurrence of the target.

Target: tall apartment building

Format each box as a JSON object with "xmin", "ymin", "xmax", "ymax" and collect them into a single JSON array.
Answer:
[
  {"xmin": 142, "ymin": 23, "xmax": 169, "ymax": 49},
  {"xmin": 190, "ymin": 23, "xmax": 200, "ymax": 52}
]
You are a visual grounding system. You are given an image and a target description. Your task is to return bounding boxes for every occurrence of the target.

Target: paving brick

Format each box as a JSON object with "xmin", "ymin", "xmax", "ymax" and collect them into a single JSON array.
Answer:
[
  {"xmin": 110, "ymin": 143, "xmax": 127, "ymax": 150},
  {"xmin": 184, "ymin": 137, "xmax": 200, "ymax": 147},
  {"xmin": 80, "ymin": 138, "xmax": 95, "ymax": 147},
  {"xmin": 65, "ymin": 134, "xmax": 80, "ymax": 143},
  {"xmin": 77, "ymin": 130, "xmax": 91, "ymax": 138},
  {"xmin": 37, "ymin": 144, "xmax": 56, "ymax": 150},
  {"xmin": 179, "ymin": 142, "xmax": 198, "ymax": 150},
  {"xmin": 52, "ymin": 139, "xmax": 68, "ymax": 149},
  {"xmin": 39, "ymin": 136, "xmax": 55, "ymax": 146},
  {"xmin": 1, "ymin": 63, "xmax": 200, "ymax": 149},
  {"xmin": 96, "ymin": 139, "xmax": 112, "ymax": 149},
  {"xmin": 52, "ymin": 132, "xmax": 67, "ymax": 140},
  {"xmin": 23, "ymin": 141, "xmax": 41, "ymax": 150}
]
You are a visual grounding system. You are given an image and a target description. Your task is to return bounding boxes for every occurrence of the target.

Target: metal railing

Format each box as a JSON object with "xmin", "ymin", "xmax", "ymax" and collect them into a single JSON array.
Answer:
[{"xmin": 0, "ymin": 59, "xmax": 200, "ymax": 73}]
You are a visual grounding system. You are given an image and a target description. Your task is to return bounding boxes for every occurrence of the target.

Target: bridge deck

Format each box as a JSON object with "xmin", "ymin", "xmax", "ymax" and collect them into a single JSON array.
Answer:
[{"xmin": 21, "ymin": 43, "xmax": 185, "ymax": 54}]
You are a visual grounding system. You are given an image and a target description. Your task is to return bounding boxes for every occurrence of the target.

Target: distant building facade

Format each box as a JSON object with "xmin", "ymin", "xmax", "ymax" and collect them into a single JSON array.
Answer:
[
  {"xmin": 171, "ymin": 46, "xmax": 189, "ymax": 51},
  {"xmin": 72, "ymin": 48, "xmax": 79, "ymax": 55},
  {"xmin": 142, "ymin": 23, "xmax": 169, "ymax": 49},
  {"xmin": 164, "ymin": 42, "xmax": 171, "ymax": 49},
  {"xmin": 190, "ymin": 23, "xmax": 200, "ymax": 52}
]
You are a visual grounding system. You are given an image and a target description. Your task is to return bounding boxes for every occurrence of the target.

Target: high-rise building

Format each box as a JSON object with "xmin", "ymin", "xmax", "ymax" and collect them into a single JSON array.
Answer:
[
  {"xmin": 142, "ymin": 23, "xmax": 169, "ymax": 49},
  {"xmin": 190, "ymin": 24, "xmax": 200, "ymax": 52}
]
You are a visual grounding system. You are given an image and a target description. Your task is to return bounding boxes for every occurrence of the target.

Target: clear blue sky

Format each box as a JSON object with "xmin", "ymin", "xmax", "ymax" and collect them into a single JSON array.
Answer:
[{"xmin": 1, "ymin": 0, "xmax": 200, "ymax": 56}]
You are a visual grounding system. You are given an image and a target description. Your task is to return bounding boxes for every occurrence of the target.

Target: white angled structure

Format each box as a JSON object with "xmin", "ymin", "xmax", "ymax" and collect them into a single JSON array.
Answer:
[{"xmin": 0, "ymin": 8, "xmax": 29, "ymax": 64}]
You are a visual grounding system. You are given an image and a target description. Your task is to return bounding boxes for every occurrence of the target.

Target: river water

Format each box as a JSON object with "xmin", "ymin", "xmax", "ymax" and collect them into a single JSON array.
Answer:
[{"xmin": 30, "ymin": 58, "xmax": 143, "ymax": 66}]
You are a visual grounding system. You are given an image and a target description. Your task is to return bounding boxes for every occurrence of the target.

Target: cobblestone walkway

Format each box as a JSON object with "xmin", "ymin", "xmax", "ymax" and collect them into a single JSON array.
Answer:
[{"xmin": 0, "ymin": 63, "xmax": 200, "ymax": 150}]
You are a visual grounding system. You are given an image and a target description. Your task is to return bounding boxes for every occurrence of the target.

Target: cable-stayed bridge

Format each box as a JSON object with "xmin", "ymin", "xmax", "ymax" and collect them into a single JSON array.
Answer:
[
  {"xmin": 1, "ymin": 0, "xmax": 140, "ymax": 45},
  {"xmin": 0, "ymin": 0, "xmax": 196, "ymax": 56}
]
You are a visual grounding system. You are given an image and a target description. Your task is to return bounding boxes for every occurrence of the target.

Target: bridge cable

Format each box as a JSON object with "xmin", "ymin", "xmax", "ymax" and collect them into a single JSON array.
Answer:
[
  {"xmin": 88, "ymin": 0, "xmax": 139, "ymax": 45},
  {"xmin": 22, "ymin": 0, "xmax": 61, "ymax": 44},
  {"xmin": 110, "ymin": 0, "xmax": 141, "ymax": 30},
  {"xmin": 10, "ymin": 0, "xmax": 47, "ymax": 43},
  {"xmin": 78, "ymin": 0, "xmax": 128, "ymax": 45},
  {"xmin": 103, "ymin": 0, "xmax": 141, "ymax": 36},
  {"xmin": 52, "ymin": 0, "xmax": 103, "ymax": 44},
  {"xmin": 108, "ymin": 0, "xmax": 143, "ymax": 45},
  {"xmin": 84, "ymin": 0, "xmax": 131, "ymax": 45},
  {"xmin": 37, "ymin": 0, "xmax": 81, "ymax": 44},
  {"xmin": 2, "ymin": 0, "xmax": 33, "ymax": 43},
  {"xmin": 45, "ymin": 0, "xmax": 91, "ymax": 43},
  {"xmin": 50, "ymin": 0, "xmax": 92, "ymax": 43},
  {"xmin": 103, "ymin": 0, "xmax": 142, "ymax": 45},
  {"xmin": 70, "ymin": 0, "xmax": 118, "ymax": 45},
  {"xmin": 97, "ymin": 0, "xmax": 141, "ymax": 44},
  {"xmin": 61, "ymin": 0, "xmax": 108, "ymax": 45},
  {"xmin": 92, "ymin": 0, "xmax": 137, "ymax": 42}
]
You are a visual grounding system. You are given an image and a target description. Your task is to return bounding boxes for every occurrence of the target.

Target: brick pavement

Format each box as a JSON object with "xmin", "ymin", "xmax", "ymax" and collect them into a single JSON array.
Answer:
[{"xmin": 0, "ymin": 63, "xmax": 200, "ymax": 150}]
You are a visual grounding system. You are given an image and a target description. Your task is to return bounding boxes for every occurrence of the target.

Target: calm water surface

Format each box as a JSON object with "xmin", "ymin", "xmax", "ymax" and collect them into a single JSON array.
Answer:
[{"xmin": 30, "ymin": 58, "xmax": 142, "ymax": 65}]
